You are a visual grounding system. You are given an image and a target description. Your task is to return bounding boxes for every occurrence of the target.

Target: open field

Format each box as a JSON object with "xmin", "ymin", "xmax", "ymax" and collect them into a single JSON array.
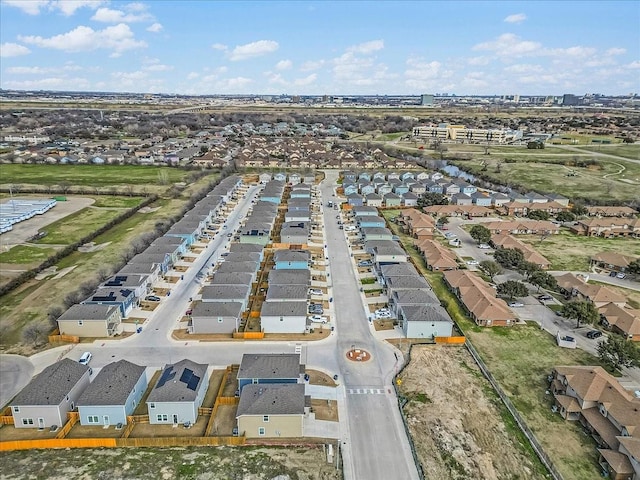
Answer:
[
  {"xmin": 0, "ymin": 445, "xmax": 341, "ymax": 480},
  {"xmin": 447, "ymin": 157, "xmax": 640, "ymax": 201},
  {"xmin": 573, "ymin": 144, "xmax": 640, "ymax": 160},
  {"xmin": 519, "ymin": 230, "xmax": 640, "ymax": 271},
  {"xmin": 0, "ymin": 164, "xmax": 187, "ymax": 187},
  {"xmin": 0, "ymin": 170, "xmax": 217, "ymax": 350},
  {"xmin": 381, "ymin": 210, "xmax": 608, "ymax": 480},
  {"xmin": 400, "ymin": 345, "xmax": 547, "ymax": 479},
  {"xmin": 32, "ymin": 206, "xmax": 127, "ymax": 245}
]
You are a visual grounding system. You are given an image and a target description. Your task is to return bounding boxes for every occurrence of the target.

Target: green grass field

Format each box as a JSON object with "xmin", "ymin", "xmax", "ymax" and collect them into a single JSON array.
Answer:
[
  {"xmin": 448, "ymin": 158, "xmax": 640, "ymax": 201},
  {"xmin": 0, "ymin": 245, "xmax": 57, "ymax": 264},
  {"xmin": 573, "ymin": 144, "xmax": 640, "ymax": 161},
  {"xmin": 91, "ymin": 196, "xmax": 147, "ymax": 208},
  {"xmin": 0, "ymin": 164, "xmax": 186, "ymax": 186},
  {"xmin": 34, "ymin": 207, "xmax": 125, "ymax": 245},
  {"xmin": 519, "ymin": 230, "xmax": 640, "ymax": 271}
]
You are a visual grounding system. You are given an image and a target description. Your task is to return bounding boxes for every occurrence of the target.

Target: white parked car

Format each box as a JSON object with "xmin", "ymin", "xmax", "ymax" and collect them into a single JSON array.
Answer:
[
  {"xmin": 478, "ymin": 244, "xmax": 491, "ymax": 249},
  {"xmin": 79, "ymin": 351, "xmax": 92, "ymax": 365},
  {"xmin": 309, "ymin": 288, "xmax": 323, "ymax": 296},
  {"xmin": 308, "ymin": 315, "xmax": 327, "ymax": 323},
  {"xmin": 508, "ymin": 302, "xmax": 525, "ymax": 308},
  {"xmin": 466, "ymin": 260, "xmax": 479, "ymax": 266}
]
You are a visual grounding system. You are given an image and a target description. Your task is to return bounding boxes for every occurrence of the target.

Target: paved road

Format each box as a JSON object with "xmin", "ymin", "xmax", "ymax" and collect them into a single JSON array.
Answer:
[
  {"xmin": 320, "ymin": 170, "xmax": 420, "ymax": 480},
  {"xmin": 0, "ymin": 354, "xmax": 33, "ymax": 408}
]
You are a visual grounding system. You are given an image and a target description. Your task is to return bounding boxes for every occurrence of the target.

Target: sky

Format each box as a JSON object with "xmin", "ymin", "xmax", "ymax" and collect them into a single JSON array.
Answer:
[{"xmin": 1, "ymin": 1, "xmax": 639, "ymax": 96}]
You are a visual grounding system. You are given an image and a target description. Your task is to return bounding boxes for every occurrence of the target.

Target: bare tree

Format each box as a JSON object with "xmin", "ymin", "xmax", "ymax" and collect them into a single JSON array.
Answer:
[
  {"xmin": 23, "ymin": 322, "xmax": 48, "ymax": 346},
  {"xmin": 47, "ymin": 306, "xmax": 65, "ymax": 329}
]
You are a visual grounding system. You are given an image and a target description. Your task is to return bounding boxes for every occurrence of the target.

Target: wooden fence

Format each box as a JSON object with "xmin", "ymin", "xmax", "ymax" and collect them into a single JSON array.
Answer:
[
  {"xmin": 0, "ymin": 415, "xmax": 14, "ymax": 425},
  {"xmin": 55, "ymin": 412, "xmax": 78, "ymax": 439},
  {"xmin": 0, "ymin": 436, "xmax": 245, "ymax": 451},
  {"xmin": 232, "ymin": 331, "xmax": 264, "ymax": 339},
  {"xmin": 48, "ymin": 329, "xmax": 80, "ymax": 344},
  {"xmin": 435, "ymin": 336, "xmax": 466, "ymax": 344}
]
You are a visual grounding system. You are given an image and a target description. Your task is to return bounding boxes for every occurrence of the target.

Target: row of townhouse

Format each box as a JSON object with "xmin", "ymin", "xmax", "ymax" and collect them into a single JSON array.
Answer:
[
  {"xmin": 394, "ymin": 208, "xmax": 436, "ymax": 241},
  {"xmin": 550, "ymin": 366, "xmax": 640, "ymax": 480},
  {"xmin": 490, "ymin": 234, "xmax": 551, "ymax": 269},
  {"xmin": 482, "ymin": 220, "xmax": 561, "ymax": 235},
  {"xmin": 590, "ymin": 252, "xmax": 639, "ymax": 274},
  {"xmin": 10, "ymin": 354, "xmax": 311, "ymax": 440},
  {"xmin": 413, "ymin": 124, "xmax": 523, "ymax": 144},
  {"xmin": 443, "ymin": 270, "xmax": 516, "ymax": 327},
  {"xmin": 555, "ymin": 273, "xmax": 639, "ymax": 341},
  {"xmin": 57, "ymin": 176, "xmax": 244, "ymax": 338},
  {"xmin": 571, "ymin": 217, "xmax": 640, "ymax": 238},
  {"xmin": 415, "ymin": 239, "xmax": 459, "ymax": 271}
]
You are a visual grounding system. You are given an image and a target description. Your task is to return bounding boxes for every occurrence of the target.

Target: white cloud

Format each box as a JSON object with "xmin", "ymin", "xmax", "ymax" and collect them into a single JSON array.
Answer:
[
  {"xmin": 275, "ymin": 59, "xmax": 292, "ymax": 70},
  {"xmin": 19, "ymin": 23, "xmax": 146, "ymax": 54},
  {"xmin": 504, "ymin": 13, "xmax": 526, "ymax": 24},
  {"xmin": 626, "ymin": 61, "xmax": 640, "ymax": 69},
  {"xmin": 0, "ymin": 42, "xmax": 31, "ymax": 57},
  {"xmin": 293, "ymin": 73, "xmax": 317, "ymax": 86},
  {"xmin": 3, "ymin": 76, "xmax": 90, "ymax": 89},
  {"xmin": 229, "ymin": 40, "xmax": 278, "ymax": 61},
  {"xmin": 300, "ymin": 60, "xmax": 324, "ymax": 71},
  {"xmin": 605, "ymin": 47, "xmax": 626, "ymax": 56},
  {"xmin": 211, "ymin": 43, "xmax": 228, "ymax": 51},
  {"xmin": 473, "ymin": 33, "xmax": 541, "ymax": 57},
  {"xmin": 266, "ymin": 72, "xmax": 287, "ymax": 86},
  {"xmin": 186, "ymin": 72, "xmax": 199, "ymax": 80},
  {"xmin": 144, "ymin": 63, "xmax": 173, "ymax": 72},
  {"xmin": 503, "ymin": 63, "xmax": 544, "ymax": 74},
  {"xmin": 467, "ymin": 56, "xmax": 490, "ymax": 66},
  {"xmin": 404, "ymin": 57, "xmax": 454, "ymax": 90},
  {"xmin": 6, "ymin": 66, "xmax": 51, "ymax": 74},
  {"xmin": 2, "ymin": 0, "xmax": 103, "ymax": 15},
  {"xmin": 223, "ymin": 77, "xmax": 253, "ymax": 88},
  {"xmin": 546, "ymin": 46, "xmax": 596, "ymax": 58},
  {"xmin": 55, "ymin": 0, "xmax": 104, "ymax": 16},
  {"xmin": 91, "ymin": 6, "xmax": 153, "ymax": 23},
  {"xmin": 346, "ymin": 40, "xmax": 384, "ymax": 54},
  {"xmin": 2, "ymin": 0, "xmax": 50, "ymax": 15},
  {"xmin": 146, "ymin": 22, "xmax": 163, "ymax": 32}
]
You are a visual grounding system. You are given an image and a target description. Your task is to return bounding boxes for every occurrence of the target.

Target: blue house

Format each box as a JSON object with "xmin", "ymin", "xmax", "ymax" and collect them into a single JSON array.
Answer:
[
  {"xmin": 347, "ymin": 193, "xmax": 365, "ymax": 207},
  {"xmin": 471, "ymin": 191, "xmax": 492, "ymax": 206},
  {"xmin": 273, "ymin": 173, "xmax": 287, "ymax": 182},
  {"xmin": 400, "ymin": 172, "xmax": 416, "ymax": 182},
  {"xmin": 393, "ymin": 184, "xmax": 410, "ymax": 195},
  {"xmin": 273, "ymin": 249, "xmax": 310, "ymax": 270},
  {"xmin": 377, "ymin": 184, "xmax": 393, "ymax": 195},
  {"xmin": 358, "ymin": 172, "xmax": 371, "ymax": 182},
  {"xmin": 358, "ymin": 216, "xmax": 386, "ymax": 228},
  {"xmin": 77, "ymin": 360, "xmax": 147, "ymax": 426},
  {"xmin": 237, "ymin": 354, "xmax": 303, "ymax": 392},
  {"xmin": 360, "ymin": 184, "xmax": 376, "ymax": 196},
  {"xmin": 83, "ymin": 287, "xmax": 136, "ymax": 318},
  {"xmin": 343, "ymin": 184, "xmax": 359, "ymax": 196}
]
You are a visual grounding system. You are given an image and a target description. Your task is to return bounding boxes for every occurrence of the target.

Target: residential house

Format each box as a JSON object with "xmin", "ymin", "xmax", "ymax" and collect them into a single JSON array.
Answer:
[
  {"xmin": 351, "ymin": 206, "xmax": 378, "ymax": 217},
  {"xmin": 280, "ymin": 222, "xmax": 310, "ymax": 245},
  {"xmin": 356, "ymin": 215, "xmax": 386, "ymax": 229},
  {"xmin": 260, "ymin": 301, "xmax": 308, "ymax": 333},
  {"xmin": 451, "ymin": 193, "xmax": 473, "ymax": 206},
  {"xmin": 265, "ymin": 285, "xmax": 308, "ymax": 303},
  {"xmin": 365, "ymin": 240, "xmax": 408, "ymax": 264},
  {"xmin": 101, "ymin": 274, "xmax": 150, "ymax": 300},
  {"xmin": 571, "ymin": 217, "xmax": 640, "ymax": 238},
  {"xmin": 598, "ymin": 303, "xmax": 640, "ymax": 342},
  {"xmin": 491, "ymin": 234, "xmax": 550, "ymax": 269},
  {"xmin": 586, "ymin": 206, "xmax": 639, "ymax": 218},
  {"xmin": 274, "ymin": 249, "xmax": 310, "ymax": 269},
  {"xmin": 236, "ymin": 384, "xmax": 308, "ymax": 438},
  {"xmin": 77, "ymin": 360, "xmax": 147, "ymax": 426},
  {"xmin": 147, "ymin": 359, "xmax": 209, "ymax": 425},
  {"xmin": 57, "ymin": 304, "xmax": 122, "ymax": 338},
  {"xmin": 383, "ymin": 193, "xmax": 402, "ymax": 207},
  {"xmin": 555, "ymin": 273, "xmax": 626, "ymax": 308},
  {"xmin": 415, "ymin": 239, "xmax": 458, "ymax": 271},
  {"xmin": 365, "ymin": 193, "xmax": 383, "ymax": 207},
  {"xmin": 347, "ymin": 193, "xmax": 364, "ymax": 207},
  {"xmin": 83, "ymin": 287, "xmax": 136, "ymax": 319},
  {"xmin": 398, "ymin": 304, "xmax": 453, "ymax": 339},
  {"xmin": 237, "ymin": 353, "xmax": 303, "ymax": 392},
  {"xmin": 361, "ymin": 227, "xmax": 394, "ymax": 242},
  {"xmin": 471, "ymin": 191, "xmax": 492, "ymax": 207},
  {"xmin": 11, "ymin": 359, "xmax": 91, "ymax": 429},
  {"xmin": 189, "ymin": 301, "xmax": 244, "ymax": 334},
  {"xmin": 590, "ymin": 252, "xmax": 638, "ymax": 274},
  {"xmin": 550, "ymin": 365, "xmax": 640, "ymax": 479}
]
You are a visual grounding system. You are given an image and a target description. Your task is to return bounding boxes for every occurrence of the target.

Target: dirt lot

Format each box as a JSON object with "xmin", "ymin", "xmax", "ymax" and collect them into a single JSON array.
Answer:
[
  {"xmin": 398, "ymin": 345, "xmax": 547, "ymax": 480},
  {"xmin": 0, "ymin": 445, "xmax": 341, "ymax": 480}
]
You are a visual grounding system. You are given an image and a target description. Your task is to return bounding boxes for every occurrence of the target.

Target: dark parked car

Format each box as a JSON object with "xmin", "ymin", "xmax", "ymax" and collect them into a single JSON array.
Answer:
[{"xmin": 586, "ymin": 330, "xmax": 603, "ymax": 339}]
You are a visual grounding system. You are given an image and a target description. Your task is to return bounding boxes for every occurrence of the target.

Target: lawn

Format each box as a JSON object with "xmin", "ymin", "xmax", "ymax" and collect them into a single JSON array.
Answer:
[
  {"xmin": 34, "ymin": 207, "xmax": 125, "ymax": 245},
  {"xmin": 573, "ymin": 144, "xmax": 640, "ymax": 161},
  {"xmin": 381, "ymin": 209, "xmax": 608, "ymax": 480},
  {"xmin": 90, "ymin": 196, "xmax": 147, "ymax": 208},
  {"xmin": 0, "ymin": 245, "xmax": 57, "ymax": 264},
  {"xmin": 448, "ymin": 157, "xmax": 640, "ymax": 202},
  {"xmin": 0, "ymin": 164, "xmax": 186, "ymax": 186},
  {"xmin": 519, "ymin": 230, "xmax": 640, "ymax": 271}
]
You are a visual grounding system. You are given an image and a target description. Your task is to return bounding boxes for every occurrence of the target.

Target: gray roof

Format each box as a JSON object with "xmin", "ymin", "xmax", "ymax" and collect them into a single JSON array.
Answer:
[
  {"xmin": 191, "ymin": 301, "xmax": 243, "ymax": 317},
  {"xmin": 381, "ymin": 263, "xmax": 418, "ymax": 278},
  {"xmin": 400, "ymin": 304, "xmax": 452, "ymax": 323},
  {"xmin": 392, "ymin": 289, "xmax": 439, "ymax": 306},
  {"xmin": 147, "ymin": 359, "xmax": 207, "ymax": 403},
  {"xmin": 210, "ymin": 272, "xmax": 253, "ymax": 286},
  {"xmin": 268, "ymin": 269, "xmax": 310, "ymax": 286},
  {"xmin": 200, "ymin": 284, "xmax": 250, "ymax": 302},
  {"xmin": 224, "ymin": 252, "xmax": 261, "ymax": 263},
  {"xmin": 261, "ymin": 301, "xmax": 307, "ymax": 317},
  {"xmin": 362, "ymin": 227, "xmax": 392, "ymax": 236},
  {"xmin": 129, "ymin": 252, "xmax": 169, "ymax": 266},
  {"xmin": 77, "ymin": 360, "xmax": 145, "ymax": 406},
  {"xmin": 12, "ymin": 359, "xmax": 89, "ymax": 406},
  {"xmin": 236, "ymin": 384, "xmax": 306, "ymax": 416},
  {"xmin": 85, "ymin": 287, "xmax": 134, "ymax": 303},
  {"xmin": 229, "ymin": 243, "xmax": 264, "ymax": 254},
  {"xmin": 101, "ymin": 274, "xmax": 148, "ymax": 289},
  {"xmin": 117, "ymin": 262, "xmax": 159, "ymax": 276},
  {"xmin": 266, "ymin": 285, "xmax": 308, "ymax": 302},
  {"xmin": 351, "ymin": 206, "xmax": 378, "ymax": 215},
  {"xmin": 150, "ymin": 236, "xmax": 186, "ymax": 247},
  {"xmin": 273, "ymin": 250, "xmax": 310, "ymax": 263},
  {"xmin": 387, "ymin": 275, "xmax": 430, "ymax": 290},
  {"xmin": 365, "ymin": 241, "xmax": 406, "ymax": 257},
  {"xmin": 216, "ymin": 261, "xmax": 259, "ymax": 274},
  {"xmin": 238, "ymin": 353, "xmax": 302, "ymax": 380},
  {"xmin": 58, "ymin": 304, "xmax": 119, "ymax": 321}
]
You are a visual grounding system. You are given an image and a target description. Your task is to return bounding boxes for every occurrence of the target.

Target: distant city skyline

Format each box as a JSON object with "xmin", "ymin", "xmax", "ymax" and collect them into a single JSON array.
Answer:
[{"xmin": 1, "ymin": 1, "xmax": 638, "ymax": 96}]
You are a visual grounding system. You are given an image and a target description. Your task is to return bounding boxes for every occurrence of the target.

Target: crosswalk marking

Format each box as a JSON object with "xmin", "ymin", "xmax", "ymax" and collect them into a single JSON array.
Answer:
[{"xmin": 347, "ymin": 388, "xmax": 385, "ymax": 395}]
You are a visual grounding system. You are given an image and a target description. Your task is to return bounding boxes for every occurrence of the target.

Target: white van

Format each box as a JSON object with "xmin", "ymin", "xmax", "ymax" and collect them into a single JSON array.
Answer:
[{"xmin": 79, "ymin": 351, "xmax": 92, "ymax": 365}]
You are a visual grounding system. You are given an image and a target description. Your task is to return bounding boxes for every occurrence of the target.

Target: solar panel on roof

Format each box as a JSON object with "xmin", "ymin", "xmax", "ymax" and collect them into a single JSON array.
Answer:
[
  {"xmin": 180, "ymin": 368, "xmax": 193, "ymax": 384},
  {"xmin": 186, "ymin": 375, "xmax": 200, "ymax": 391},
  {"xmin": 157, "ymin": 367, "xmax": 175, "ymax": 388}
]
